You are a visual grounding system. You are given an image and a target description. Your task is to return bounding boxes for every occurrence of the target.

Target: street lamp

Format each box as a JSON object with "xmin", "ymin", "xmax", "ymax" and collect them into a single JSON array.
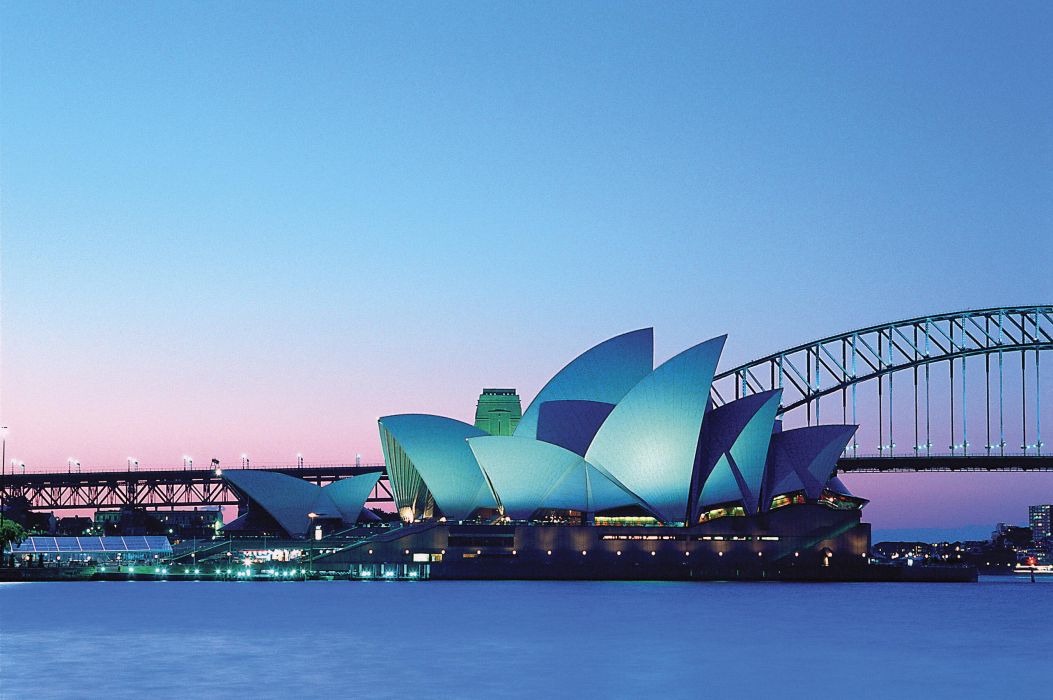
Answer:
[
  {"xmin": 306, "ymin": 511, "xmax": 319, "ymax": 577},
  {"xmin": 1, "ymin": 426, "xmax": 7, "ymax": 527}
]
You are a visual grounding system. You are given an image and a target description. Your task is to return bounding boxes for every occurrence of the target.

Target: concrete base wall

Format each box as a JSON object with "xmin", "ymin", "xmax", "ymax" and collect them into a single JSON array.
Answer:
[{"xmin": 315, "ymin": 504, "xmax": 872, "ymax": 581}]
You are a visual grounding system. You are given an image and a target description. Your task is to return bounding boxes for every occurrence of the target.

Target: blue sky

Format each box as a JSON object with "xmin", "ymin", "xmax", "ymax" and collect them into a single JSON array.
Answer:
[{"xmin": 1, "ymin": 2, "xmax": 1051, "ymax": 536}]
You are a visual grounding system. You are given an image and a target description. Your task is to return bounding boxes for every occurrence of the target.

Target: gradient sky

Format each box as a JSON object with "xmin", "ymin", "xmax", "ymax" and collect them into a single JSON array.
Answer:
[{"xmin": 2, "ymin": 2, "xmax": 1051, "ymax": 537}]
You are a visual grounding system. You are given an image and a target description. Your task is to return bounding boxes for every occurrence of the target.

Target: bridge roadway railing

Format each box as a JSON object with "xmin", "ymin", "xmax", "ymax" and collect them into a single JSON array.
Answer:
[
  {"xmin": 0, "ymin": 464, "xmax": 393, "ymax": 510},
  {"xmin": 837, "ymin": 454, "xmax": 1053, "ymax": 472}
]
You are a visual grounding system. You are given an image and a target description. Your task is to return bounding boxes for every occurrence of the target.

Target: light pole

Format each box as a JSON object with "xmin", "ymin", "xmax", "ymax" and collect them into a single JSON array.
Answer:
[
  {"xmin": 297, "ymin": 452, "xmax": 304, "ymax": 469},
  {"xmin": 1, "ymin": 426, "xmax": 8, "ymax": 528},
  {"xmin": 307, "ymin": 511, "xmax": 318, "ymax": 578},
  {"xmin": 241, "ymin": 453, "xmax": 249, "ymax": 469}
]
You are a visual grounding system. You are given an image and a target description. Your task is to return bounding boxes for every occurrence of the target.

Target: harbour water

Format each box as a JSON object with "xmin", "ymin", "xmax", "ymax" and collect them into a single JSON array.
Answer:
[{"xmin": 2, "ymin": 577, "xmax": 1050, "ymax": 699}]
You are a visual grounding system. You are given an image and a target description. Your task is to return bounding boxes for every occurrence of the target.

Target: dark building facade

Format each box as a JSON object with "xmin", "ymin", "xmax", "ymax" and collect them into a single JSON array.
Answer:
[{"xmin": 316, "ymin": 505, "xmax": 870, "ymax": 580}]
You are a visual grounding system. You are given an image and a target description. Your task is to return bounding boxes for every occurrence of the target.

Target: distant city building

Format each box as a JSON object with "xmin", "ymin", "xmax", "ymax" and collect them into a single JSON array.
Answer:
[
  {"xmin": 56, "ymin": 516, "xmax": 94, "ymax": 536},
  {"xmin": 93, "ymin": 507, "xmax": 223, "ymax": 538},
  {"xmin": 94, "ymin": 509, "xmax": 123, "ymax": 531},
  {"xmin": 871, "ymin": 540, "xmax": 1017, "ymax": 572},
  {"xmin": 872, "ymin": 542, "xmax": 933, "ymax": 559},
  {"xmin": 1030, "ymin": 504, "xmax": 1052, "ymax": 541},
  {"xmin": 991, "ymin": 524, "xmax": 1033, "ymax": 550},
  {"xmin": 154, "ymin": 508, "xmax": 224, "ymax": 538},
  {"xmin": 474, "ymin": 388, "xmax": 522, "ymax": 436}
]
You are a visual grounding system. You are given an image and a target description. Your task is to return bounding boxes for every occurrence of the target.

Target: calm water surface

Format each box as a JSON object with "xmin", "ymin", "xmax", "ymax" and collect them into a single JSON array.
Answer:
[{"xmin": 2, "ymin": 577, "xmax": 1050, "ymax": 699}]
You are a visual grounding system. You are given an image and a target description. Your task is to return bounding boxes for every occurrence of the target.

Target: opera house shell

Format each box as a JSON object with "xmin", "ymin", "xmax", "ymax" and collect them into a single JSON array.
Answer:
[
  {"xmin": 223, "ymin": 470, "xmax": 381, "ymax": 538},
  {"xmin": 379, "ymin": 329, "xmax": 866, "ymax": 527}
]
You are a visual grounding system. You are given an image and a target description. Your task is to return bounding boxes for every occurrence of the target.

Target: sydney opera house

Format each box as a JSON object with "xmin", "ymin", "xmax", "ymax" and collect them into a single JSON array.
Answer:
[
  {"xmin": 308, "ymin": 329, "xmax": 872, "ymax": 580},
  {"xmin": 223, "ymin": 470, "xmax": 382, "ymax": 538}
]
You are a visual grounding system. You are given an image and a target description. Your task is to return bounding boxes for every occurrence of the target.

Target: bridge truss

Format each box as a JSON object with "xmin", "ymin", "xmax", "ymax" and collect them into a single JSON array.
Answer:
[
  {"xmin": 712, "ymin": 306, "xmax": 1052, "ymax": 463},
  {"xmin": 1, "ymin": 465, "xmax": 393, "ymax": 511}
]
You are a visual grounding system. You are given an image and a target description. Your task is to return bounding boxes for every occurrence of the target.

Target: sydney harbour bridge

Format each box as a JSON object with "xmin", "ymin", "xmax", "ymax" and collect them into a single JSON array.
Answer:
[{"xmin": 2, "ymin": 305, "xmax": 1050, "ymax": 512}]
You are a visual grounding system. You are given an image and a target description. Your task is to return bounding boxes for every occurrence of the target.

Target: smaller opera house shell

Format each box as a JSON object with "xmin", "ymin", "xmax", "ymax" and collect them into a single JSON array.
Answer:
[
  {"xmin": 223, "ymin": 470, "xmax": 381, "ymax": 538},
  {"xmin": 379, "ymin": 329, "xmax": 866, "ymax": 528}
]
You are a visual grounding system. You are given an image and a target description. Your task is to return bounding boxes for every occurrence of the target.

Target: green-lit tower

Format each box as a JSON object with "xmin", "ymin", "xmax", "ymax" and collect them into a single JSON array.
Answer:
[{"xmin": 474, "ymin": 388, "xmax": 522, "ymax": 436}]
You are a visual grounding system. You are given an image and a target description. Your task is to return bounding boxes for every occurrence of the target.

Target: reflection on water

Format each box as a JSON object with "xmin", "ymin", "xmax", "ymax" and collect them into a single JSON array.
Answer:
[{"xmin": 2, "ymin": 577, "xmax": 1050, "ymax": 699}]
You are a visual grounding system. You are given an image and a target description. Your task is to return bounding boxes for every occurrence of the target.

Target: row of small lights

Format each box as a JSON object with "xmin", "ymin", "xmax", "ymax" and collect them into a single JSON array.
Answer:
[
  {"xmin": 95, "ymin": 566, "xmax": 311, "ymax": 577},
  {"xmin": 373, "ymin": 548, "xmax": 837, "ymax": 559},
  {"xmin": 9, "ymin": 452, "xmax": 321, "ymax": 473},
  {"xmin": 97, "ymin": 551, "xmax": 853, "ymax": 578},
  {"xmin": 877, "ymin": 441, "xmax": 1047, "ymax": 452}
]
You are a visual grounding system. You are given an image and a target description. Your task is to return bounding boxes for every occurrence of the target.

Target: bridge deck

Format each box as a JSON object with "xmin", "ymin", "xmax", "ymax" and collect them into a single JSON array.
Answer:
[
  {"xmin": 837, "ymin": 455, "xmax": 1053, "ymax": 472},
  {"xmin": 3, "ymin": 457, "xmax": 1051, "ymax": 511},
  {"xmin": 0, "ymin": 465, "xmax": 384, "ymax": 486},
  {"xmin": 0, "ymin": 465, "xmax": 391, "ymax": 510}
]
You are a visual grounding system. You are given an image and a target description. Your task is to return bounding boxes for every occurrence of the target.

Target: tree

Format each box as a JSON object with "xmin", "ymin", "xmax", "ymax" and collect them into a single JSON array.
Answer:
[{"xmin": 0, "ymin": 520, "xmax": 28, "ymax": 567}]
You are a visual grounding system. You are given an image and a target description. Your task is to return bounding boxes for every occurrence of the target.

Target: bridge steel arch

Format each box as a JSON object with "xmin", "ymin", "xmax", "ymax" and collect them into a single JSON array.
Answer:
[{"xmin": 711, "ymin": 306, "xmax": 1052, "ymax": 461}]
